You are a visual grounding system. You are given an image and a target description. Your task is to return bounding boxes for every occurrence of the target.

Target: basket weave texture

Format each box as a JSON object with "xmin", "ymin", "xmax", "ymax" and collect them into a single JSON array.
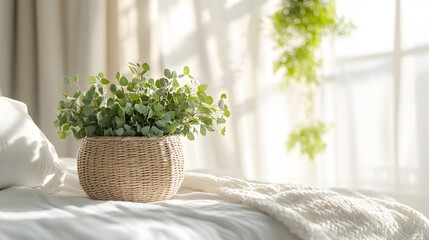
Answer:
[{"xmin": 77, "ymin": 135, "xmax": 184, "ymax": 202}]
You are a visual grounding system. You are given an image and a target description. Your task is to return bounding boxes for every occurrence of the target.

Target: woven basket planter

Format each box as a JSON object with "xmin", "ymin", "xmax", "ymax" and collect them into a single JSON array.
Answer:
[{"xmin": 77, "ymin": 135, "xmax": 184, "ymax": 202}]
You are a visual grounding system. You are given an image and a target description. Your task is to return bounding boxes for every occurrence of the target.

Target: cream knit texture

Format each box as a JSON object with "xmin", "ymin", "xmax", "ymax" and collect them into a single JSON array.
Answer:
[{"xmin": 182, "ymin": 171, "xmax": 429, "ymax": 240}]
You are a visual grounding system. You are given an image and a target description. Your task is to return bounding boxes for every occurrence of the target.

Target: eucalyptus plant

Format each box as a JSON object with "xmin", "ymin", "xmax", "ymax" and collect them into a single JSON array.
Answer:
[
  {"xmin": 272, "ymin": 0, "xmax": 352, "ymax": 160},
  {"xmin": 55, "ymin": 62, "xmax": 230, "ymax": 141}
]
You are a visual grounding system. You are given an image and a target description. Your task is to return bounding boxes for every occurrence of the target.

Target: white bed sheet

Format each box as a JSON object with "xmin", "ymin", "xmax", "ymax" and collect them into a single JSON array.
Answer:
[{"xmin": 0, "ymin": 158, "xmax": 296, "ymax": 240}]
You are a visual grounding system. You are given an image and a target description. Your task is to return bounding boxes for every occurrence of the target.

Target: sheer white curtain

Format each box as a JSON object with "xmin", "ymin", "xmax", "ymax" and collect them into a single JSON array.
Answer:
[
  {"xmin": 156, "ymin": 0, "xmax": 429, "ymax": 215},
  {"xmin": 319, "ymin": 0, "xmax": 429, "ymax": 215},
  {"xmin": 153, "ymin": 0, "xmax": 324, "ymax": 184},
  {"xmin": 0, "ymin": 0, "xmax": 108, "ymax": 156}
]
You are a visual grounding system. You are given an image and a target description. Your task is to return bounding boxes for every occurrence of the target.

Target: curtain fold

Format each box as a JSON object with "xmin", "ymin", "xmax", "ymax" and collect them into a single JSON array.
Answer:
[
  {"xmin": 0, "ymin": 0, "xmax": 110, "ymax": 156},
  {"xmin": 0, "ymin": 0, "xmax": 15, "ymax": 100}
]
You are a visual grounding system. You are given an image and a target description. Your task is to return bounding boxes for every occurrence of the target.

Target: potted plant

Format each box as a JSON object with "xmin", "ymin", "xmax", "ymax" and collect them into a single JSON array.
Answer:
[{"xmin": 55, "ymin": 62, "xmax": 229, "ymax": 202}]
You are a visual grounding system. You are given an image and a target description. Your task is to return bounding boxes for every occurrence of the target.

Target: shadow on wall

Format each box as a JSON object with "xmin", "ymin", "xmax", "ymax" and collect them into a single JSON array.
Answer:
[{"xmin": 156, "ymin": 0, "xmax": 268, "ymax": 177}]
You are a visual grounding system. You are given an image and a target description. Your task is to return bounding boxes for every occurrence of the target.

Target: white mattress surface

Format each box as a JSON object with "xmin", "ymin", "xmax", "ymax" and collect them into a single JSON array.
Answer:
[{"xmin": 0, "ymin": 158, "xmax": 296, "ymax": 240}]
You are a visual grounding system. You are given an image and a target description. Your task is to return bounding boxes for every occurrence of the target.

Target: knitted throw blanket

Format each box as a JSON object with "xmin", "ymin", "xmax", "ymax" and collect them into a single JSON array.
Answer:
[{"xmin": 181, "ymin": 172, "xmax": 429, "ymax": 240}]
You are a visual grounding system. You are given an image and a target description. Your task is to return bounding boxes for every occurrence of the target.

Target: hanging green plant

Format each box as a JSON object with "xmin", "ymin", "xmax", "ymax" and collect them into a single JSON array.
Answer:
[{"xmin": 272, "ymin": 0, "xmax": 352, "ymax": 160}]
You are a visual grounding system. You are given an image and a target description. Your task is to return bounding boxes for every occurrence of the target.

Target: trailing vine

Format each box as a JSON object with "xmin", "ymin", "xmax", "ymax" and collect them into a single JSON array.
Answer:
[{"xmin": 272, "ymin": 0, "xmax": 352, "ymax": 160}]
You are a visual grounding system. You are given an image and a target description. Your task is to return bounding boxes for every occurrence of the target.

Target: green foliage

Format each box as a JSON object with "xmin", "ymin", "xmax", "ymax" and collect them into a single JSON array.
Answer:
[
  {"xmin": 55, "ymin": 62, "xmax": 230, "ymax": 141},
  {"xmin": 287, "ymin": 121, "xmax": 330, "ymax": 160},
  {"xmin": 272, "ymin": 0, "xmax": 352, "ymax": 160},
  {"xmin": 272, "ymin": 0, "xmax": 352, "ymax": 86}
]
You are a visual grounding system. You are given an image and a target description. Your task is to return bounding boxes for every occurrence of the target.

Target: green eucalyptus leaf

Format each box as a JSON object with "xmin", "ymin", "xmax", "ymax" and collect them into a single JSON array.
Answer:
[
  {"xmin": 187, "ymin": 131, "xmax": 195, "ymax": 141},
  {"xmin": 98, "ymin": 117, "xmax": 109, "ymax": 128},
  {"xmin": 100, "ymin": 78, "xmax": 110, "ymax": 85},
  {"xmin": 154, "ymin": 103, "xmax": 164, "ymax": 112},
  {"xmin": 204, "ymin": 96, "xmax": 213, "ymax": 105},
  {"xmin": 71, "ymin": 128, "xmax": 80, "ymax": 139},
  {"xmin": 129, "ymin": 66, "xmax": 136, "ymax": 74},
  {"xmin": 160, "ymin": 78, "xmax": 168, "ymax": 87},
  {"xmin": 124, "ymin": 105, "xmax": 132, "ymax": 114},
  {"xmin": 147, "ymin": 109, "xmax": 154, "ymax": 119},
  {"xmin": 115, "ymin": 117, "xmax": 125, "ymax": 127},
  {"xmin": 151, "ymin": 126, "xmax": 163, "ymax": 136},
  {"xmin": 142, "ymin": 63, "xmax": 150, "ymax": 72},
  {"xmin": 87, "ymin": 76, "xmax": 97, "ymax": 84},
  {"xmin": 168, "ymin": 123, "xmax": 178, "ymax": 134},
  {"xmin": 200, "ymin": 125, "xmax": 206, "ymax": 136},
  {"xmin": 82, "ymin": 106, "xmax": 93, "ymax": 117},
  {"xmin": 135, "ymin": 104, "xmax": 145, "ymax": 114},
  {"xmin": 164, "ymin": 69, "xmax": 172, "ymax": 78},
  {"xmin": 183, "ymin": 66, "xmax": 190, "ymax": 74},
  {"xmin": 110, "ymin": 84, "xmax": 117, "ymax": 93},
  {"xmin": 162, "ymin": 113, "xmax": 171, "ymax": 122},
  {"xmin": 63, "ymin": 76, "xmax": 70, "ymax": 86},
  {"xmin": 141, "ymin": 126, "xmax": 150, "ymax": 135},
  {"xmin": 85, "ymin": 125, "xmax": 96, "ymax": 136},
  {"xmin": 198, "ymin": 84, "xmax": 208, "ymax": 92},
  {"xmin": 206, "ymin": 125, "xmax": 215, "ymax": 132},
  {"xmin": 115, "ymin": 128, "xmax": 124, "ymax": 136},
  {"xmin": 155, "ymin": 111, "xmax": 164, "ymax": 119},
  {"xmin": 86, "ymin": 87, "xmax": 96, "ymax": 101},
  {"xmin": 119, "ymin": 76, "xmax": 128, "ymax": 86},
  {"xmin": 118, "ymin": 107, "xmax": 124, "ymax": 117},
  {"xmin": 74, "ymin": 91, "xmax": 82, "ymax": 98},
  {"xmin": 172, "ymin": 79, "xmax": 180, "ymax": 88},
  {"xmin": 217, "ymin": 118, "xmax": 226, "ymax": 124},
  {"xmin": 218, "ymin": 99, "xmax": 225, "ymax": 110},
  {"xmin": 124, "ymin": 129, "xmax": 136, "ymax": 136},
  {"xmin": 223, "ymin": 106, "xmax": 231, "ymax": 117},
  {"xmin": 131, "ymin": 93, "xmax": 140, "ymax": 101},
  {"xmin": 116, "ymin": 91, "xmax": 124, "ymax": 99},
  {"xmin": 202, "ymin": 118, "xmax": 211, "ymax": 125},
  {"xmin": 118, "ymin": 99, "xmax": 127, "ymax": 108},
  {"xmin": 104, "ymin": 128, "xmax": 113, "ymax": 136},
  {"xmin": 155, "ymin": 120, "xmax": 165, "ymax": 128},
  {"xmin": 221, "ymin": 127, "xmax": 226, "ymax": 136},
  {"xmin": 57, "ymin": 131, "xmax": 67, "ymax": 140},
  {"xmin": 96, "ymin": 96, "xmax": 102, "ymax": 106},
  {"xmin": 107, "ymin": 97, "xmax": 114, "ymax": 106}
]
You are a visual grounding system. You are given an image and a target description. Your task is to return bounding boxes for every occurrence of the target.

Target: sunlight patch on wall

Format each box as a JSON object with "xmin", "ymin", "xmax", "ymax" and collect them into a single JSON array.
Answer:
[
  {"xmin": 118, "ymin": 0, "xmax": 140, "ymax": 73},
  {"xmin": 334, "ymin": 0, "xmax": 395, "ymax": 58}
]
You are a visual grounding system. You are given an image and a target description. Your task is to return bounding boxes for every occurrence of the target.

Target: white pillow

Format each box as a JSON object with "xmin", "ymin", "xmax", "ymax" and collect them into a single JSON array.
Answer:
[{"xmin": 0, "ymin": 97, "xmax": 61, "ymax": 189}]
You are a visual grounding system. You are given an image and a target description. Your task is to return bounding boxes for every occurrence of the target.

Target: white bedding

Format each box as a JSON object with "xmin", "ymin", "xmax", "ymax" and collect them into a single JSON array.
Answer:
[
  {"xmin": 1, "ymin": 157, "xmax": 428, "ymax": 240},
  {"xmin": 183, "ymin": 172, "xmax": 429, "ymax": 240},
  {"xmin": 0, "ymin": 158, "xmax": 296, "ymax": 240}
]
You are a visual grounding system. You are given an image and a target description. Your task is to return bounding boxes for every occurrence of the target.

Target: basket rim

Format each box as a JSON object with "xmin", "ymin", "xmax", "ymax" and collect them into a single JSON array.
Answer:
[{"xmin": 82, "ymin": 135, "xmax": 181, "ymax": 141}]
